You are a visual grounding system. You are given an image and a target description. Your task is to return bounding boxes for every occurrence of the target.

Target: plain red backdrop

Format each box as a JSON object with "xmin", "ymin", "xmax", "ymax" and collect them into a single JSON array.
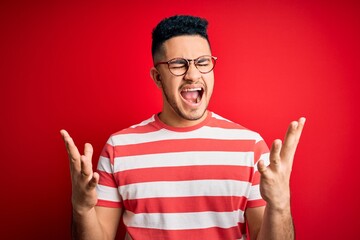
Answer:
[{"xmin": 1, "ymin": 0, "xmax": 359, "ymax": 239}]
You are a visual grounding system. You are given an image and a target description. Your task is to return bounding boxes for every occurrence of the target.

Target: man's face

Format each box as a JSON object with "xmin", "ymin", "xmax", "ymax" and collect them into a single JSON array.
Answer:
[{"xmin": 153, "ymin": 35, "xmax": 214, "ymax": 127}]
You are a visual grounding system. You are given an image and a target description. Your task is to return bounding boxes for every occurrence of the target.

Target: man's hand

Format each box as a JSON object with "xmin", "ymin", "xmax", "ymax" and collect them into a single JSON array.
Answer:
[
  {"xmin": 257, "ymin": 117, "xmax": 306, "ymax": 211},
  {"xmin": 60, "ymin": 130, "xmax": 99, "ymax": 215}
]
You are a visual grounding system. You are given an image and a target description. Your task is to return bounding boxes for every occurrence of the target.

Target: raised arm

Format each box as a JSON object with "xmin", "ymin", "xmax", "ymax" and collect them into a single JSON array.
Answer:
[
  {"xmin": 60, "ymin": 130, "xmax": 122, "ymax": 240},
  {"xmin": 246, "ymin": 117, "xmax": 306, "ymax": 240}
]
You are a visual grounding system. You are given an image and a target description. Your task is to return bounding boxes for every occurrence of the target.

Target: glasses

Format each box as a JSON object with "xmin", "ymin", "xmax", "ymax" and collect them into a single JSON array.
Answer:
[{"xmin": 155, "ymin": 55, "xmax": 217, "ymax": 76}]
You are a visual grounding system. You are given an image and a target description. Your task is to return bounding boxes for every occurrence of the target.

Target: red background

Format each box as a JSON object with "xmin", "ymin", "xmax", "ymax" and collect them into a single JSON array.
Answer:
[{"xmin": 1, "ymin": 0, "xmax": 359, "ymax": 239}]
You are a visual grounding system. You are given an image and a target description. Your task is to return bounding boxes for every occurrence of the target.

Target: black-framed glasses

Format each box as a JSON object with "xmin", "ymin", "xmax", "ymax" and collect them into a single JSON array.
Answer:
[{"xmin": 154, "ymin": 55, "xmax": 217, "ymax": 76}]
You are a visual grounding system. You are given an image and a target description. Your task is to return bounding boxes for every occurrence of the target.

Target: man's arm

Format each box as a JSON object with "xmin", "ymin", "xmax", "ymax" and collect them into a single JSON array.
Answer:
[
  {"xmin": 61, "ymin": 130, "xmax": 122, "ymax": 240},
  {"xmin": 71, "ymin": 206, "xmax": 122, "ymax": 240},
  {"xmin": 246, "ymin": 117, "xmax": 305, "ymax": 240},
  {"xmin": 246, "ymin": 205, "xmax": 294, "ymax": 240}
]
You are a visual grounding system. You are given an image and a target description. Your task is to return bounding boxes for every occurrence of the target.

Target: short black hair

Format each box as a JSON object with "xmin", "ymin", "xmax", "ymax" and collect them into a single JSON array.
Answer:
[{"xmin": 151, "ymin": 15, "xmax": 210, "ymax": 61}]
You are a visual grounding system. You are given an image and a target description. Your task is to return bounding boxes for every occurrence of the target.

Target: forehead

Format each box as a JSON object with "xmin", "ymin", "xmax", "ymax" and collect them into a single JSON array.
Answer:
[{"xmin": 162, "ymin": 35, "xmax": 211, "ymax": 59}]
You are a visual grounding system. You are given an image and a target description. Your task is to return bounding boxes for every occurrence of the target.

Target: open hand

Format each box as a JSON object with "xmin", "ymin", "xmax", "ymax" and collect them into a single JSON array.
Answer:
[
  {"xmin": 60, "ymin": 130, "xmax": 99, "ymax": 214},
  {"xmin": 258, "ymin": 117, "xmax": 306, "ymax": 211}
]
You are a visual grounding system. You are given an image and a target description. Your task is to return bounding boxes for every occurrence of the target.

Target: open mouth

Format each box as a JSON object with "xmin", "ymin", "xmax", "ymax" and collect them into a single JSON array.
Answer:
[{"xmin": 180, "ymin": 87, "xmax": 204, "ymax": 104}]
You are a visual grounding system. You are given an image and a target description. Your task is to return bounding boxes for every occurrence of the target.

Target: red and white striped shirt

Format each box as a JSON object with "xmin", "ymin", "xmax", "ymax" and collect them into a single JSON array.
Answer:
[{"xmin": 96, "ymin": 112, "xmax": 269, "ymax": 240}]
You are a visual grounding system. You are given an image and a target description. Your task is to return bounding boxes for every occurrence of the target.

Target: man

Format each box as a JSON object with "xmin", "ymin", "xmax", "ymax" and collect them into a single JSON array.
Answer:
[{"xmin": 61, "ymin": 15, "xmax": 305, "ymax": 240}]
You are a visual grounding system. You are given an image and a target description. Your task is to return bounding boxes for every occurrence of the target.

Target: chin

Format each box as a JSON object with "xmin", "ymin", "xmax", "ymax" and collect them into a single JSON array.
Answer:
[{"xmin": 180, "ymin": 108, "xmax": 207, "ymax": 121}]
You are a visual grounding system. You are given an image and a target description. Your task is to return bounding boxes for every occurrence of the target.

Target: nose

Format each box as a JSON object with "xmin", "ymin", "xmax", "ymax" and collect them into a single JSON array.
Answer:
[{"xmin": 184, "ymin": 60, "xmax": 201, "ymax": 81}]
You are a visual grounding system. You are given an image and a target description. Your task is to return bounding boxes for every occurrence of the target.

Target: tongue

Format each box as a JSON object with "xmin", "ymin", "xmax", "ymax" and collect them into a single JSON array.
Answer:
[{"xmin": 181, "ymin": 91, "xmax": 199, "ymax": 103}]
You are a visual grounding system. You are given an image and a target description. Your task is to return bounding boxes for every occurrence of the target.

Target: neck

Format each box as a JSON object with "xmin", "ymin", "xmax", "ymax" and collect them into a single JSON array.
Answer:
[{"xmin": 158, "ymin": 110, "xmax": 209, "ymax": 128}]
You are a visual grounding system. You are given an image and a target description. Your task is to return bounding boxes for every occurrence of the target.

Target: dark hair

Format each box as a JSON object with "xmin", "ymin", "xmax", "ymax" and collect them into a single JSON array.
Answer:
[{"xmin": 151, "ymin": 15, "xmax": 210, "ymax": 61}]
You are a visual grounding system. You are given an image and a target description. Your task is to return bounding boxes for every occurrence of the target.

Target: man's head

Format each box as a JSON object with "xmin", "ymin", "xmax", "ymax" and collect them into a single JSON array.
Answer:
[
  {"xmin": 152, "ymin": 15, "xmax": 210, "ymax": 63},
  {"xmin": 150, "ymin": 15, "xmax": 215, "ymax": 128}
]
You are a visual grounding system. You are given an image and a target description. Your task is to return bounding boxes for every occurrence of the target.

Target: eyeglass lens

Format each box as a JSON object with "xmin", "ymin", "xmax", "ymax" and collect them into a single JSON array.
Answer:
[{"xmin": 168, "ymin": 56, "xmax": 215, "ymax": 76}]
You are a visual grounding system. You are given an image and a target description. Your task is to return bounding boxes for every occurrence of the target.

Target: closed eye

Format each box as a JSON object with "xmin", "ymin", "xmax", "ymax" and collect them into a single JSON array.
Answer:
[{"xmin": 196, "ymin": 58, "xmax": 211, "ymax": 66}]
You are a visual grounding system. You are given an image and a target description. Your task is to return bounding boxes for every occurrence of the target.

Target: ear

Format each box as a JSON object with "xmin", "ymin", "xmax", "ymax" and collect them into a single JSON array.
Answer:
[{"xmin": 150, "ymin": 67, "xmax": 162, "ymax": 88}]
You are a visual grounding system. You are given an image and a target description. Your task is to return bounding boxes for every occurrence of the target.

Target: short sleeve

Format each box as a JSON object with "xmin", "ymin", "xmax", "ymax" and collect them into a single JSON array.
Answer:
[
  {"xmin": 246, "ymin": 138, "xmax": 270, "ymax": 208},
  {"xmin": 96, "ymin": 138, "xmax": 123, "ymax": 208}
]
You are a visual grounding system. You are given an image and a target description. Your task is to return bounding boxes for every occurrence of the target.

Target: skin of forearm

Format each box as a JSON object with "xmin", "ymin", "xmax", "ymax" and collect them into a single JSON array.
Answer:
[
  {"xmin": 256, "ymin": 204, "xmax": 295, "ymax": 240},
  {"xmin": 71, "ymin": 208, "xmax": 107, "ymax": 240}
]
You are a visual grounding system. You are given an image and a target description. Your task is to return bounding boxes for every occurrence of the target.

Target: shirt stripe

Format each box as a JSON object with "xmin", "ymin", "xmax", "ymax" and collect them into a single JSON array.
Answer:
[
  {"xmin": 123, "ymin": 209, "xmax": 245, "ymax": 230},
  {"xmin": 113, "ymin": 151, "xmax": 255, "ymax": 172},
  {"xmin": 97, "ymin": 184, "xmax": 121, "ymax": 202},
  {"xmin": 118, "ymin": 179, "xmax": 252, "ymax": 200},
  {"xmin": 109, "ymin": 127, "xmax": 263, "ymax": 146},
  {"xmin": 122, "ymin": 196, "xmax": 249, "ymax": 214},
  {"xmin": 113, "ymin": 139, "xmax": 258, "ymax": 157},
  {"xmin": 117, "ymin": 165, "xmax": 254, "ymax": 186}
]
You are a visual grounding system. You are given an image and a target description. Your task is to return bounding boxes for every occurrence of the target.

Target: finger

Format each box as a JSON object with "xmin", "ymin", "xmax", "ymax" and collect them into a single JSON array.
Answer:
[
  {"xmin": 80, "ymin": 154, "xmax": 93, "ymax": 179},
  {"xmin": 87, "ymin": 172, "xmax": 100, "ymax": 189},
  {"xmin": 84, "ymin": 143, "xmax": 93, "ymax": 161},
  {"xmin": 269, "ymin": 139, "xmax": 282, "ymax": 166},
  {"xmin": 81, "ymin": 143, "xmax": 93, "ymax": 178},
  {"xmin": 281, "ymin": 117, "xmax": 306, "ymax": 160},
  {"xmin": 60, "ymin": 129, "xmax": 81, "ymax": 172}
]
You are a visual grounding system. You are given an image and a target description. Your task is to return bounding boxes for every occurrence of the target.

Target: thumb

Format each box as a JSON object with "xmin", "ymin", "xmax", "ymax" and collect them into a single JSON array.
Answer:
[
  {"xmin": 257, "ymin": 160, "xmax": 267, "ymax": 175},
  {"xmin": 88, "ymin": 172, "xmax": 100, "ymax": 189}
]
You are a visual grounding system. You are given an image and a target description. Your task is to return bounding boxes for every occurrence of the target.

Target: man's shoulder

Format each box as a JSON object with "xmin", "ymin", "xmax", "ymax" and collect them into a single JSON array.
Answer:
[
  {"xmin": 110, "ymin": 114, "xmax": 158, "ymax": 137},
  {"xmin": 210, "ymin": 112, "xmax": 251, "ymax": 130},
  {"xmin": 104, "ymin": 114, "xmax": 160, "ymax": 146},
  {"xmin": 209, "ymin": 112, "xmax": 263, "ymax": 139}
]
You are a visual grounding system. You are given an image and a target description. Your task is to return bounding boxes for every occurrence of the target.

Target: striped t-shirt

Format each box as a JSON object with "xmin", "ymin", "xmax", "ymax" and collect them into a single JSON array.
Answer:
[{"xmin": 96, "ymin": 112, "xmax": 269, "ymax": 240}]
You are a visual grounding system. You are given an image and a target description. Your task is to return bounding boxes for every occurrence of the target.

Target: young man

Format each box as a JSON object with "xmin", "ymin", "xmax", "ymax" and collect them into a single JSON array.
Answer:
[{"xmin": 61, "ymin": 15, "xmax": 305, "ymax": 240}]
